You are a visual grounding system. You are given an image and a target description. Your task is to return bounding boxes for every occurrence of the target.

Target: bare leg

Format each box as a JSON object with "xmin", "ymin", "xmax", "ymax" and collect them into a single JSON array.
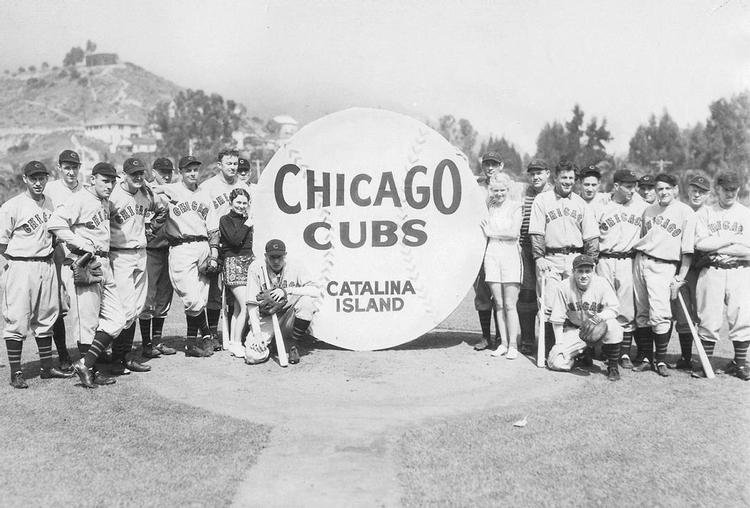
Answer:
[
  {"xmin": 502, "ymin": 283, "xmax": 521, "ymax": 352},
  {"xmin": 230, "ymin": 286, "xmax": 247, "ymax": 349},
  {"xmin": 488, "ymin": 282, "xmax": 507, "ymax": 356}
]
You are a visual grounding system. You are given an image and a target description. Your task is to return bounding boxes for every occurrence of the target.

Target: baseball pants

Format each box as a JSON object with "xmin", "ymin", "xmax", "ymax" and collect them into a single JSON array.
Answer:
[
  {"xmin": 53, "ymin": 245, "xmax": 70, "ymax": 316},
  {"xmin": 1, "ymin": 258, "xmax": 58, "ymax": 341},
  {"xmin": 537, "ymin": 252, "xmax": 577, "ymax": 319},
  {"xmin": 596, "ymin": 257, "xmax": 635, "ymax": 332},
  {"xmin": 110, "ymin": 249, "xmax": 147, "ymax": 328},
  {"xmin": 63, "ymin": 256, "xmax": 126, "ymax": 344},
  {"xmin": 168, "ymin": 242, "xmax": 210, "ymax": 317},
  {"xmin": 139, "ymin": 247, "xmax": 173, "ymax": 320},
  {"xmin": 633, "ymin": 252, "xmax": 677, "ymax": 334},
  {"xmin": 696, "ymin": 265, "xmax": 750, "ymax": 343},
  {"xmin": 547, "ymin": 320, "xmax": 623, "ymax": 371},
  {"xmin": 670, "ymin": 265, "xmax": 699, "ymax": 335}
]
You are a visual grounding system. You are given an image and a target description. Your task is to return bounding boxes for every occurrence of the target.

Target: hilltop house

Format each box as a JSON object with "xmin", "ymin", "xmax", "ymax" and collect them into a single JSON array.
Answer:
[
  {"xmin": 84, "ymin": 117, "xmax": 144, "ymax": 153},
  {"xmin": 85, "ymin": 53, "xmax": 119, "ymax": 67}
]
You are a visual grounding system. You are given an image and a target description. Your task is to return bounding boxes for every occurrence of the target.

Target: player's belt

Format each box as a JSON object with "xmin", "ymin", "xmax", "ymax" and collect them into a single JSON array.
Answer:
[
  {"xmin": 146, "ymin": 246, "xmax": 169, "ymax": 252},
  {"xmin": 545, "ymin": 246, "xmax": 583, "ymax": 255},
  {"xmin": 5, "ymin": 253, "xmax": 53, "ymax": 261},
  {"xmin": 168, "ymin": 235, "xmax": 208, "ymax": 247},
  {"xmin": 69, "ymin": 248, "xmax": 109, "ymax": 258},
  {"xmin": 599, "ymin": 251, "xmax": 635, "ymax": 259},
  {"xmin": 111, "ymin": 246, "xmax": 145, "ymax": 251},
  {"xmin": 637, "ymin": 251, "xmax": 678, "ymax": 266},
  {"xmin": 707, "ymin": 260, "xmax": 750, "ymax": 269}
]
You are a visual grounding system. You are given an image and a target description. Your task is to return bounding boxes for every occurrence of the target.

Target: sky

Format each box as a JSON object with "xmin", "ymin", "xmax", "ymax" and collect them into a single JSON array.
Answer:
[{"xmin": 2, "ymin": 0, "xmax": 749, "ymax": 156}]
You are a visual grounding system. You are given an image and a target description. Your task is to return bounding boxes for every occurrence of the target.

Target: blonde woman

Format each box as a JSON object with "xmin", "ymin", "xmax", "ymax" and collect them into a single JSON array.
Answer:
[{"xmin": 480, "ymin": 172, "xmax": 523, "ymax": 359}]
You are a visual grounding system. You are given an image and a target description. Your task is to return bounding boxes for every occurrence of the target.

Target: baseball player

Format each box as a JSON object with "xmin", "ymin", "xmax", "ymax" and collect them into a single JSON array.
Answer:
[
  {"xmin": 529, "ymin": 160, "xmax": 599, "ymax": 357},
  {"xmin": 244, "ymin": 239, "xmax": 320, "ymax": 365},
  {"xmin": 47, "ymin": 162, "xmax": 127, "ymax": 388},
  {"xmin": 517, "ymin": 159, "xmax": 552, "ymax": 355},
  {"xmin": 693, "ymin": 171, "xmax": 750, "ymax": 380},
  {"xmin": 631, "ymin": 173, "xmax": 695, "ymax": 377},
  {"xmin": 0, "ymin": 161, "xmax": 73, "ymax": 388},
  {"xmin": 108, "ymin": 157, "xmax": 168, "ymax": 375},
  {"xmin": 157, "ymin": 155, "xmax": 217, "ymax": 357},
  {"xmin": 138, "ymin": 158, "xmax": 177, "ymax": 358},
  {"xmin": 577, "ymin": 165, "xmax": 610, "ymax": 218},
  {"xmin": 45, "ymin": 149, "xmax": 84, "ymax": 372},
  {"xmin": 480, "ymin": 172, "xmax": 522, "ymax": 359},
  {"xmin": 201, "ymin": 149, "xmax": 254, "ymax": 350},
  {"xmin": 595, "ymin": 169, "xmax": 648, "ymax": 368},
  {"xmin": 637, "ymin": 174, "xmax": 656, "ymax": 204},
  {"xmin": 670, "ymin": 174, "xmax": 710, "ymax": 369},
  {"xmin": 547, "ymin": 255, "xmax": 623, "ymax": 380},
  {"xmin": 473, "ymin": 151, "xmax": 506, "ymax": 351}
]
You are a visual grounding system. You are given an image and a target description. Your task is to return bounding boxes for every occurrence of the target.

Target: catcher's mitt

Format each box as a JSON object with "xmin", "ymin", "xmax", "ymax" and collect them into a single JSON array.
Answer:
[
  {"xmin": 198, "ymin": 256, "xmax": 220, "ymax": 276},
  {"xmin": 72, "ymin": 252, "xmax": 103, "ymax": 286},
  {"xmin": 244, "ymin": 330, "xmax": 271, "ymax": 364},
  {"xmin": 256, "ymin": 288, "xmax": 288, "ymax": 316},
  {"xmin": 578, "ymin": 317, "xmax": 608, "ymax": 343}
]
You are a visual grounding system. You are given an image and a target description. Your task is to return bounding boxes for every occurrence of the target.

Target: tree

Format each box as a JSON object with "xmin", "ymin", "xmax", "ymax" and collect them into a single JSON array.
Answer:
[
  {"xmin": 86, "ymin": 40, "xmax": 97, "ymax": 54},
  {"xmin": 149, "ymin": 89, "xmax": 245, "ymax": 160},
  {"xmin": 63, "ymin": 46, "xmax": 84, "ymax": 67},
  {"xmin": 628, "ymin": 111, "xmax": 687, "ymax": 171},
  {"xmin": 701, "ymin": 92, "xmax": 750, "ymax": 178},
  {"xmin": 18, "ymin": 66, "xmax": 25, "ymax": 73},
  {"xmin": 580, "ymin": 117, "xmax": 612, "ymax": 166},
  {"xmin": 535, "ymin": 105, "xmax": 613, "ymax": 168},
  {"xmin": 565, "ymin": 104, "xmax": 585, "ymax": 161},
  {"xmin": 477, "ymin": 135, "xmax": 524, "ymax": 176},
  {"xmin": 28, "ymin": 65, "xmax": 36, "ymax": 72},
  {"xmin": 535, "ymin": 121, "xmax": 567, "ymax": 165},
  {"xmin": 434, "ymin": 115, "xmax": 479, "ymax": 169},
  {"xmin": 41, "ymin": 62, "xmax": 49, "ymax": 70}
]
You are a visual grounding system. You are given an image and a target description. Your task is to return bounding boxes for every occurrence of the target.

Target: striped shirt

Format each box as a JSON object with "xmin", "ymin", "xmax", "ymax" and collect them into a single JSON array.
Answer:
[{"xmin": 520, "ymin": 182, "xmax": 551, "ymax": 246}]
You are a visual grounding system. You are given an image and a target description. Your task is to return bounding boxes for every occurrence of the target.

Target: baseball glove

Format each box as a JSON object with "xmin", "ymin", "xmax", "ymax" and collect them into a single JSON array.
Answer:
[
  {"xmin": 256, "ymin": 288, "xmax": 288, "ymax": 316},
  {"xmin": 72, "ymin": 252, "xmax": 103, "ymax": 286},
  {"xmin": 578, "ymin": 317, "xmax": 608, "ymax": 343},
  {"xmin": 198, "ymin": 256, "xmax": 220, "ymax": 276},
  {"xmin": 244, "ymin": 330, "xmax": 271, "ymax": 365}
]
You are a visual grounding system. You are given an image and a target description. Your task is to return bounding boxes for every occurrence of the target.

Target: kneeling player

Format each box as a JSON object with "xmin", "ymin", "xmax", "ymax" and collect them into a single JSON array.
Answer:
[
  {"xmin": 244, "ymin": 239, "xmax": 320, "ymax": 365},
  {"xmin": 546, "ymin": 255, "xmax": 624, "ymax": 381}
]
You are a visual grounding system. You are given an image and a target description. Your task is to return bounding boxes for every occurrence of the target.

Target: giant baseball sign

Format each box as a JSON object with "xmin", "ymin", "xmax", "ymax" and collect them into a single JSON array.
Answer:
[{"xmin": 254, "ymin": 108, "xmax": 486, "ymax": 350}]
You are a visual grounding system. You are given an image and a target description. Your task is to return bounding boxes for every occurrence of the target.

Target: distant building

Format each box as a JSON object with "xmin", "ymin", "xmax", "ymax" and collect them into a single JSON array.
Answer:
[
  {"xmin": 85, "ymin": 53, "xmax": 119, "ymax": 67},
  {"xmin": 268, "ymin": 115, "xmax": 299, "ymax": 139},
  {"xmin": 85, "ymin": 117, "xmax": 143, "ymax": 153},
  {"xmin": 131, "ymin": 136, "xmax": 157, "ymax": 154}
]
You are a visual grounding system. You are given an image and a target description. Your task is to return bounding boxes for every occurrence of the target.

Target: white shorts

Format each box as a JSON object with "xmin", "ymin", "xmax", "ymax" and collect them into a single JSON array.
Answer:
[{"xmin": 483, "ymin": 239, "xmax": 521, "ymax": 284}]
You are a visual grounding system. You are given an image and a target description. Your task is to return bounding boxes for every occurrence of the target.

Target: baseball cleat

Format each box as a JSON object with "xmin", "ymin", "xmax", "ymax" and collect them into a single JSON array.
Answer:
[
  {"xmin": 474, "ymin": 338, "xmax": 489, "ymax": 351},
  {"xmin": 656, "ymin": 362, "xmax": 670, "ymax": 377},
  {"xmin": 632, "ymin": 358, "xmax": 653, "ymax": 372},
  {"xmin": 735, "ymin": 365, "xmax": 750, "ymax": 381},
  {"xmin": 10, "ymin": 370, "xmax": 28, "ymax": 389},
  {"xmin": 288, "ymin": 345, "xmax": 300, "ymax": 364},
  {"xmin": 690, "ymin": 368, "xmax": 707, "ymax": 379},
  {"xmin": 155, "ymin": 343, "xmax": 177, "ymax": 355},
  {"xmin": 40, "ymin": 367, "xmax": 74, "ymax": 379},
  {"xmin": 124, "ymin": 359, "xmax": 151, "ymax": 373},
  {"xmin": 59, "ymin": 359, "xmax": 74, "ymax": 373},
  {"xmin": 73, "ymin": 360, "xmax": 97, "ymax": 389},
  {"xmin": 716, "ymin": 360, "xmax": 737, "ymax": 376},
  {"xmin": 109, "ymin": 361, "xmax": 132, "ymax": 376},
  {"xmin": 606, "ymin": 365, "xmax": 621, "ymax": 381},
  {"xmin": 212, "ymin": 335, "xmax": 223, "ymax": 352},
  {"xmin": 141, "ymin": 346, "xmax": 162, "ymax": 359},
  {"xmin": 619, "ymin": 355, "xmax": 633, "ymax": 369},
  {"xmin": 185, "ymin": 344, "xmax": 211, "ymax": 358},
  {"xmin": 198, "ymin": 335, "xmax": 215, "ymax": 356},
  {"xmin": 93, "ymin": 372, "xmax": 116, "ymax": 385},
  {"xmin": 674, "ymin": 357, "xmax": 692, "ymax": 370}
]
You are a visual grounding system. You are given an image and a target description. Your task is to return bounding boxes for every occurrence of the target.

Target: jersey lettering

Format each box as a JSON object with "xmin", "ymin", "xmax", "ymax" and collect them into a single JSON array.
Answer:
[
  {"xmin": 566, "ymin": 301, "xmax": 605, "ymax": 313},
  {"xmin": 643, "ymin": 214, "xmax": 682, "ymax": 238},
  {"xmin": 20, "ymin": 211, "xmax": 52, "ymax": 234},
  {"xmin": 84, "ymin": 208, "xmax": 110, "ymax": 230},
  {"xmin": 545, "ymin": 206, "xmax": 582, "ymax": 224}
]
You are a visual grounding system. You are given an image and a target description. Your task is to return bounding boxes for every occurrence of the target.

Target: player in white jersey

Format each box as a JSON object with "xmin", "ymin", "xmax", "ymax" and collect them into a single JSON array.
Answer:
[
  {"xmin": 670, "ymin": 174, "xmax": 710, "ymax": 370},
  {"xmin": 0, "ymin": 161, "xmax": 73, "ymax": 388},
  {"xmin": 577, "ymin": 165, "xmax": 610, "ymax": 219},
  {"xmin": 529, "ymin": 160, "xmax": 599, "ymax": 358},
  {"xmin": 244, "ymin": 239, "xmax": 320, "ymax": 365},
  {"xmin": 157, "ymin": 155, "xmax": 217, "ymax": 357},
  {"xmin": 595, "ymin": 169, "xmax": 648, "ymax": 368},
  {"xmin": 693, "ymin": 171, "xmax": 750, "ymax": 381},
  {"xmin": 631, "ymin": 173, "xmax": 695, "ymax": 377},
  {"xmin": 201, "ymin": 149, "xmax": 253, "ymax": 348},
  {"xmin": 108, "ymin": 157, "xmax": 168, "ymax": 375},
  {"xmin": 48, "ymin": 162, "xmax": 126, "ymax": 388},
  {"xmin": 138, "ymin": 158, "xmax": 177, "ymax": 358},
  {"xmin": 547, "ymin": 255, "xmax": 623, "ymax": 380},
  {"xmin": 45, "ymin": 149, "xmax": 84, "ymax": 372}
]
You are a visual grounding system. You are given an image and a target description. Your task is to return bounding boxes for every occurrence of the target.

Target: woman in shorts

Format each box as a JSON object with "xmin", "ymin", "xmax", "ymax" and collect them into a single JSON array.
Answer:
[{"xmin": 480, "ymin": 172, "xmax": 523, "ymax": 359}]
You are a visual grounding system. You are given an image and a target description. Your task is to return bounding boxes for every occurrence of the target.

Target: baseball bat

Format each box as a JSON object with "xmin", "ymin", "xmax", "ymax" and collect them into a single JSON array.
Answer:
[
  {"xmin": 677, "ymin": 291, "xmax": 715, "ymax": 379},
  {"xmin": 220, "ymin": 273, "xmax": 230, "ymax": 351},
  {"xmin": 261, "ymin": 266, "xmax": 288, "ymax": 367},
  {"xmin": 537, "ymin": 275, "xmax": 546, "ymax": 368}
]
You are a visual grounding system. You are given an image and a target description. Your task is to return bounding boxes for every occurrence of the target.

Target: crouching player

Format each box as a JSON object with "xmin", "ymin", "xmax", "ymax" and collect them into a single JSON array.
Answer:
[
  {"xmin": 546, "ymin": 255, "xmax": 624, "ymax": 381},
  {"xmin": 244, "ymin": 239, "xmax": 320, "ymax": 365}
]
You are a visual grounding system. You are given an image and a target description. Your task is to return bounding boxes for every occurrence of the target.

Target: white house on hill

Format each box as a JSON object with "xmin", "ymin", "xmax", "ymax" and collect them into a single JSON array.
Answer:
[{"xmin": 85, "ymin": 117, "xmax": 143, "ymax": 153}]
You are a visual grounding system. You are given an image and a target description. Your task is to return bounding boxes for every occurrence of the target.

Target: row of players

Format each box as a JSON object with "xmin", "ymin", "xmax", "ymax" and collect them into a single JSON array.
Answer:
[
  {"xmin": 473, "ymin": 152, "xmax": 750, "ymax": 381},
  {"xmin": 0, "ymin": 149, "xmax": 319, "ymax": 389}
]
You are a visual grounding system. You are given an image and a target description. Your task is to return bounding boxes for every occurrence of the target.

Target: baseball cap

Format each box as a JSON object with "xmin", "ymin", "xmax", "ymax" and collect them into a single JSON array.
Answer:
[
  {"xmin": 238, "ymin": 158, "xmax": 250, "ymax": 171},
  {"xmin": 613, "ymin": 169, "xmax": 638, "ymax": 183},
  {"xmin": 178, "ymin": 155, "xmax": 201, "ymax": 169},
  {"xmin": 152, "ymin": 157, "xmax": 174, "ymax": 172},
  {"xmin": 527, "ymin": 158, "xmax": 549, "ymax": 172},
  {"xmin": 579, "ymin": 165, "xmax": 601, "ymax": 179},
  {"xmin": 572, "ymin": 254, "xmax": 596, "ymax": 270},
  {"xmin": 265, "ymin": 239, "xmax": 286, "ymax": 256},
  {"xmin": 91, "ymin": 162, "xmax": 117, "ymax": 178},
  {"xmin": 716, "ymin": 171, "xmax": 741, "ymax": 191},
  {"xmin": 638, "ymin": 174, "xmax": 655, "ymax": 187},
  {"xmin": 23, "ymin": 160, "xmax": 49, "ymax": 177},
  {"xmin": 481, "ymin": 152, "xmax": 503, "ymax": 165},
  {"xmin": 655, "ymin": 173, "xmax": 677, "ymax": 187},
  {"xmin": 58, "ymin": 149, "xmax": 80, "ymax": 165},
  {"xmin": 123, "ymin": 157, "xmax": 145, "ymax": 174},
  {"xmin": 688, "ymin": 175, "xmax": 710, "ymax": 191}
]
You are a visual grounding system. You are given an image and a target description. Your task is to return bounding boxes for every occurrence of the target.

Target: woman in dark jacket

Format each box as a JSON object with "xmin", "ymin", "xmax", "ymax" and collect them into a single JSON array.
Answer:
[{"xmin": 219, "ymin": 188, "xmax": 254, "ymax": 357}]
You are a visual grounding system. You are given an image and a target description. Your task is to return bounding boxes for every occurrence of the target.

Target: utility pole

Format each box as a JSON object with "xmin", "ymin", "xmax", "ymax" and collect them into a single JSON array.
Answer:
[{"xmin": 650, "ymin": 159, "xmax": 673, "ymax": 172}]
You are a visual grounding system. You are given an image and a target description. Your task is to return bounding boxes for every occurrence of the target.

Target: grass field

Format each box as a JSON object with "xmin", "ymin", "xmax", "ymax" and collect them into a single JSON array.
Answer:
[{"xmin": 1, "ymin": 291, "xmax": 749, "ymax": 507}]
